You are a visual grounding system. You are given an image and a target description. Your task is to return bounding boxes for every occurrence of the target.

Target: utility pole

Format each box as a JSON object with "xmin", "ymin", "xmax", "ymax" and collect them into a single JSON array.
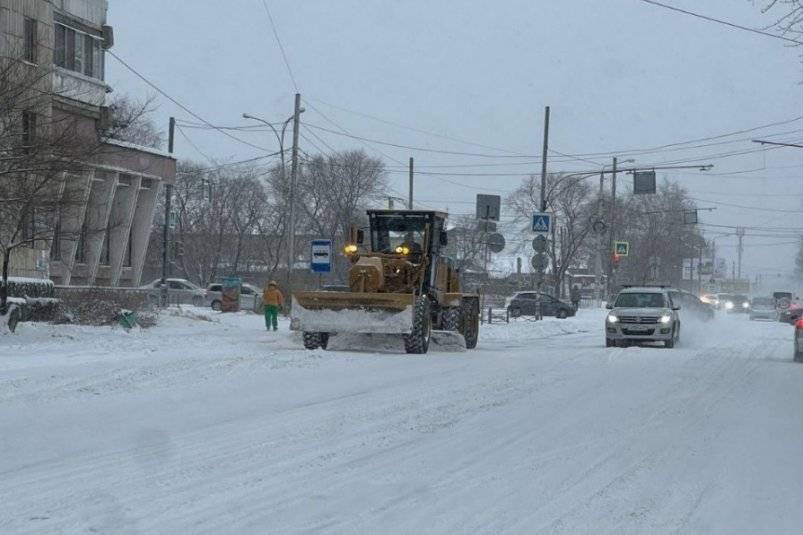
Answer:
[
  {"xmin": 287, "ymin": 92, "xmax": 301, "ymax": 294},
  {"xmin": 536, "ymin": 106, "xmax": 550, "ymax": 320},
  {"xmin": 736, "ymin": 226, "xmax": 745, "ymax": 279},
  {"xmin": 697, "ymin": 243, "xmax": 703, "ymax": 295},
  {"xmin": 161, "ymin": 117, "xmax": 175, "ymax": 307},
  {"xmin": 594, "ymin": 170, "xmax": 604, "ymax": 304},
  {"xmin": 606, "ymin": 156, "xmax": 618, "ymax": 291},
  {"xmin": 408, "ymin": 157, "xmax": 414, "ymax": 209},
  {"xmin": 539, "ymin": 106, "xmax": 550, "ymax": 212}
]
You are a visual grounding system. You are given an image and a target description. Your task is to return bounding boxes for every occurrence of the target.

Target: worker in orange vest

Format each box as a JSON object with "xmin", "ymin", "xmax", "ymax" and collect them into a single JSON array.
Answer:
[{"xmin": 262, "ymin": 280, "xmax": 284, "ymax": 331}]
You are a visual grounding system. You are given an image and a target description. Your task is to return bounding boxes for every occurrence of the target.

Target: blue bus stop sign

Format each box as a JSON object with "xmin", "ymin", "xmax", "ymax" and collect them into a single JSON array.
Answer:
[{"xmin": 310, "ymin": 239, "xmax": 332, "ymax": 273}]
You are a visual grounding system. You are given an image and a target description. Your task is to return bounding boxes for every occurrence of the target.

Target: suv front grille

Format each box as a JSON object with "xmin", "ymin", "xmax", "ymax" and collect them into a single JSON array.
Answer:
[{"xmin": 618, "ymin": 316, "xmax": 660, "ymax": 324}]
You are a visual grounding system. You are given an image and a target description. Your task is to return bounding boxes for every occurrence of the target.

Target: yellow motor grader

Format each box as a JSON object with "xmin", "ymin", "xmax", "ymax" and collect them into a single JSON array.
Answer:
[{"xmin": 290, "ymin": 209, "xmax": 480, "ymax": 354}]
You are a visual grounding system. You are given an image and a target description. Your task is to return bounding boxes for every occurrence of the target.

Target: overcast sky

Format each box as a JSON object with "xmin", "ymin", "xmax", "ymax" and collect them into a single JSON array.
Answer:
[{"xmin": 107, "ymin": 0, "xmax": 803, "ymax": 282}]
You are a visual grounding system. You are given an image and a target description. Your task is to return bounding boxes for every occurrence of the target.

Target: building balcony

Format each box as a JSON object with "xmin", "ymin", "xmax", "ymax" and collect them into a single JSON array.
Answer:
[{"xmin": 54, "ymin": 66, "xmax": 108, "ymax": 108}]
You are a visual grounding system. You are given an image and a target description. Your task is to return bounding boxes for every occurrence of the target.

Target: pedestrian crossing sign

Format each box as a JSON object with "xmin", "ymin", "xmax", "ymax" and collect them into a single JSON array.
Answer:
[
  {"xmin": 614, "ymin": 241, "xmax": 629, "ymax": 256},
  {"xmin": 532, "ymin": 212, "xmax": 553, "ymax": 234}
]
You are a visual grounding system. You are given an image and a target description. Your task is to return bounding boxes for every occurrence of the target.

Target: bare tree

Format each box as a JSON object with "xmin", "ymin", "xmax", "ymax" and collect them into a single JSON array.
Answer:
[
  {"xmin": 445, "ymin": 215, "xmax": 491, "ymax": 272},
  {"xmin": 0, "ymin": 57, "xmax": 103, "ymax": 314},
  {"xmin": 102, "ymin": 94, "xmax": 164, "ymax": 149},
  {"xmin": 507, "ymin": 173, "xmax": 595, "ymax": 295},
  {"xmin": 296, "ymin": 150, "xmax": 387, "ymax": 276}
]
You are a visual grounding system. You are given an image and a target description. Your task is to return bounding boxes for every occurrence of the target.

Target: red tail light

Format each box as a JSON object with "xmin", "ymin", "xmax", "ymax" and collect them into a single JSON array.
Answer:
[{"xmin": 795, "ymin": 319, "xmax": 803, "ymax": 329}]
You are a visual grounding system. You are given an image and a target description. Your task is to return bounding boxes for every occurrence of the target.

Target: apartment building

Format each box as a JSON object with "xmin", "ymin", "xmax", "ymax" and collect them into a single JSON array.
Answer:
[{"xmin": 1, "ymin": 0, "xmax": 175, "ymax": 286}]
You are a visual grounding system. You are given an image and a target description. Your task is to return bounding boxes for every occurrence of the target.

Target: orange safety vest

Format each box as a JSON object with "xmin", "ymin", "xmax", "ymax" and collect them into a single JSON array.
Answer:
[{"xmin": 263, "ymin": 287, "xmax": 284, "ymax": 306}]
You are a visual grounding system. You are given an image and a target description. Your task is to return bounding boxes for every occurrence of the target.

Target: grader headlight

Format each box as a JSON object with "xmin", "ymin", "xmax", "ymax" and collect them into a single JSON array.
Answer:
[
  {"xmin": 344, "ymin": 244, "xmax": 359, "ymax": 254},
  {"xmin": 395, "ymin": 245, "xmax": 410, "ymax": 255}
]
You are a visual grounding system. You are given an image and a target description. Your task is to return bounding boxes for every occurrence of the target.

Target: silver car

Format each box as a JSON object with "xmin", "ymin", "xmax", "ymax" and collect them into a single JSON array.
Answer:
[
  {"xmin": 140, "ymin": 278, "xmax": 206, "ymax": 306},
  {"xmin": 207, "ymin": 282, "xmax": 263, "ymax": 313},
  {"xmin": 749, "ymin": 297, "xmax": 778, "ymax": 321},
  {"xmin": 605, "ymin": 287, "xmax": 681, "ymax": 348}
]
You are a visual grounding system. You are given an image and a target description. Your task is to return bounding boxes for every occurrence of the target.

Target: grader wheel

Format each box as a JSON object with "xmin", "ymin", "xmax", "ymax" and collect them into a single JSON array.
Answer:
[
  {"xmin": 459, "ymin": 298, "xmax": 480, "ymax": 349},
  {"xmin": 404, "ymin": 298, "xmax": 432, "ymax": 354}
]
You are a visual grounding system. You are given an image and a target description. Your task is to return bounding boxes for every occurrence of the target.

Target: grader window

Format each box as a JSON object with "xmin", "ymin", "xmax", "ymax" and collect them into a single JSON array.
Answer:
[{"xmin": 371, "ymin": 214, "xmax": 430, "ymax": 256}]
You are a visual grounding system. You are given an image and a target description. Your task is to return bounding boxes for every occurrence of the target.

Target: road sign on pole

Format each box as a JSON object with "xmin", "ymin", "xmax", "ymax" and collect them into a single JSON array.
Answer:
[
  {"xmin": 614, "ymin": 241, "xmax": 629, "ymax": 257},
  {"xmin": 476, "ymin": 194, "xmax": 501, "ymax": 221},
  {"xmin": 532, "ymin": 235, "xmax": 548, "ymax": 252},
  {"xmin": 532, "ymin": 212, "xmax": 553, "ymax": 234},
  {"xmin": 310, "ymin": 239, "xmax": 332, "ymax": 273},
  {"xmin": 633, "ymin": 170, "xmax": 656, "ymax": 195},
  {"xmin": 487, "ymin": 233, "xmax": 506, "ymax": 253},
  {"xmin": 531, "ymin": 253, "xmax": 549, "ymax": 271}
]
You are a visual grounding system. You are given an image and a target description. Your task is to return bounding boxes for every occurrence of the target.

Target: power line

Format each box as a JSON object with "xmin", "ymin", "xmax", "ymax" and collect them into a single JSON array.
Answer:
[
  {"xmin": 305, "ymin": 102, "xmax": 406, "ymax": 165},
  {"xmin": 176, "ymin": 152, "xmax": 283, "ymax": 176},
  {"xmin": 108, "ymin": 50, "xmax": 275, "ymax": 153},
  {"xmin": 690, "ymin": 197, "xmax": 803, "ymax": 214},
  {"xmin": 175, "ymin": 124, "xmax": 213, "ymax": 162},
  {"xmin": 259, "ymin": 0, "xmax": 299, "ymax": 91},
  {"xmin": 554, "ymin": 115, "xmax": 803, "ymax": 159},
  {"xmin": 639, "ymin": 0, "xmax": 803, "ymax": 45},
  {"xmin": 304, "ymin": 122, "xmax": 540, "ymax": 158},
  {"xmin": 305, "ymin": 96, "xmax": 531, "ymax": 156}
]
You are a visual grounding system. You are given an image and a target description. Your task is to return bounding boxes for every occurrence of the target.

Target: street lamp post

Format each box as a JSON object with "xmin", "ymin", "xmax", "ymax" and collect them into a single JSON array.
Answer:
[
  {"xmin": 243, "ymin": 105, "xmax": 305, "ymax": 291},
  {"xmin": 604, "ymin": 158, "xmax": 635, "ymax": 298}
]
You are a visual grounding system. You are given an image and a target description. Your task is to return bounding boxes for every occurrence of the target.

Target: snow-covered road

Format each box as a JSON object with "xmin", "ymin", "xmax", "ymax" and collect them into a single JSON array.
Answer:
[{"xmin": 2, "ymin": 309, "xmax": 803, "ymax": 534}]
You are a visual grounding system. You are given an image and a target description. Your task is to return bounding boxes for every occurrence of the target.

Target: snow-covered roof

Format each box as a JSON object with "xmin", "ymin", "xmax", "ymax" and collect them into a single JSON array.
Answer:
[{"xmin": 102, "ymin": 138, "xmax": 176, "ymax": 160}]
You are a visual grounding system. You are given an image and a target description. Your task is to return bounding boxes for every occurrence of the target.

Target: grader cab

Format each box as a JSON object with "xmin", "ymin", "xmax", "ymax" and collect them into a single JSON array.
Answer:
[{"xmin": 291, "ymin": 210, "xmax": 480, "ymax": 354}]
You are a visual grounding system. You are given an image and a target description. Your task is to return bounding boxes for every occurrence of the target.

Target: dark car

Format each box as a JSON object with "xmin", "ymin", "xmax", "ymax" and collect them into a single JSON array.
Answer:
[
  {"xmin": 668, "ymin": 289, "xmax": 714, "ymax": 322},
  {"xmin": 779, "ymin": 297, "xmax": 803, "ymax": 324},
  {"xmin": 506, "ymin": 292, "xmax": 575, "ymax": 319},
  {"xmin": 730, "ymin": 294, "xmax": 751, "ymax": 314}
]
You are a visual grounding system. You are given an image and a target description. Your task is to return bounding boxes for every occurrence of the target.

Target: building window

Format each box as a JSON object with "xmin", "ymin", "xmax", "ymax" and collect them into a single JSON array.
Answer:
[
  {"xmin": 76, "ymin": 221, "xmax": 88, "ymax": 264},
  {"xmin": 54, "ymin": 22, "xmax": 104, "ymax": 79},
  {"xmin": 22, "ymin": 111, "xmax": 37, "ymax": 149},
  {"xmin": 21, "ymin": 209, "xmax": 36, "ymax": 247},
  {"xmin": 100, "ymin": 228, "xmax": 111, "ymax": 265},
  {"xmin": 124, "ymin": 227, "xmax": 133, "ymax": 267},
  {"xmin": 51, "ymin": 218, "xmax": 62, "ymax": 261},
  {"xmin": 24, "ymin": 18, "xmax": 37, "ymax": 63}
]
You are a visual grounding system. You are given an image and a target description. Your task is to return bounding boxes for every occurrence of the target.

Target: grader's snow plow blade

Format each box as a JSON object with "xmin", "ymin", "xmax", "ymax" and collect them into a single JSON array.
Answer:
[{"xmin": 290, "ymin": 291, "xmax": 417, "ymax": 334}]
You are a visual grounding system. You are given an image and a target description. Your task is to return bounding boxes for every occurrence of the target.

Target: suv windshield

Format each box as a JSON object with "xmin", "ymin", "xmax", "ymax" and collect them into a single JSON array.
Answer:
[
  {"xmin": 733, "ymin": 295, "xmax": 749, "ymax": 303},
  {"xmin": 614, "ymin": 292, "xmax": 666, "ymax": 308}
]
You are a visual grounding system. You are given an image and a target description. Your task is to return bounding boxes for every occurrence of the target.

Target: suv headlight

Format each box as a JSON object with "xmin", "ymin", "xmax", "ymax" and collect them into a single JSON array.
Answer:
[
  {"xmin": 742, "ymin": 302, "xmax": 750, "ymax": 309},
  {"xmin": 607, "ymin": 314, "xmax": 619, "ymax": 324},
  {"xmin": 660, "ymin": 314, "xmax": 672, "ymax": 324}
]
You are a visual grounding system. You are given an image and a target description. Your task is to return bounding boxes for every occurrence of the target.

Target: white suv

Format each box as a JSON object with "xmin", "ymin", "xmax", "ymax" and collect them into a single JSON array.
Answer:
[{"xmin": 605, "ymin": 287, "xmax": 681, "ymax": 348}]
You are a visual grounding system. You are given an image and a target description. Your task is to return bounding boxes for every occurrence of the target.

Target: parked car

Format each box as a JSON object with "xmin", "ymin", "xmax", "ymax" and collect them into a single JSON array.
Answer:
[
  {"xmin": 605, "ymin": 286, "xmax": 680, "ymax": 348},
  {"xmin": 750, "ymin": 297, "xmax": 779, "ymax": 321},
  {"xmin": 140, "ymin": 278, "xmax": 206, "ymax": 306},
  {"xmin": 206, "ymin": 282, "xmax": 263, "ymax": 312},
  {"xmin": 506, "ymin": 292, "xmax": 575, "ymax": 319}
]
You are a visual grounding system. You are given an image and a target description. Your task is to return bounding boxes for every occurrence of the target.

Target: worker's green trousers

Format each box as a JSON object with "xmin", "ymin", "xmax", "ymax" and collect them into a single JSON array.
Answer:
[{"xmin": 264, "ymin": 304, "xmax": 279, "ymax": 330}]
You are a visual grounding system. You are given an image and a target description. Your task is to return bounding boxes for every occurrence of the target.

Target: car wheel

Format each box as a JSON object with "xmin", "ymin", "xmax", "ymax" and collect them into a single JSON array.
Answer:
[
  {"xmin": 557, "ymin": 309, "xmax": 568, "ymax": 319},
  {"xmin": 665, "ymin": 330, "xmax": 675, "ymax": 349},
  {"xmin": 509, "ymin": 307, "xmax": 521, "ymax": 318},
  {"xmin": 606, "ymin": 338, "xmax": 614, "ymax": 348},
  {"xmin": 211, "ymin": 300, "xmax": 222, "ymax": 311},
  {"xmin": 795, "ymin": 339, "xmax": 802, "ymax": 362}
]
